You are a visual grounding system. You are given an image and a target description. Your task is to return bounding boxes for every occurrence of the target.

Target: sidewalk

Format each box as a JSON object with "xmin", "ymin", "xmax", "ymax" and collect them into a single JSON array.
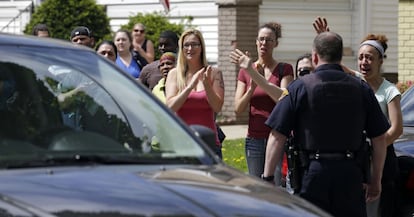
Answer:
[{"xmin": 219, "ymin": 124, "xmax": 247, "ymax": 140}]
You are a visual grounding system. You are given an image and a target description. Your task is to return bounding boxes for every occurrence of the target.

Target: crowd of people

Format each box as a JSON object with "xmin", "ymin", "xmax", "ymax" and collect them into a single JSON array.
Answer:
[{"xmin": 30, "ymin": 17, "xmax": 402, "ymax": 217}]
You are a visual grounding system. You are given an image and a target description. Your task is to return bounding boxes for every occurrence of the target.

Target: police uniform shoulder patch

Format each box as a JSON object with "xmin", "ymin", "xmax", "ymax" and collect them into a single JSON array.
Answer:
[
  {"xmin": 279, "ymin": 88, "xmax": 289, "ymax": 100},
  {"xmin": 282, "ymin": 88, "xmax": 289, "ymax": 96}
]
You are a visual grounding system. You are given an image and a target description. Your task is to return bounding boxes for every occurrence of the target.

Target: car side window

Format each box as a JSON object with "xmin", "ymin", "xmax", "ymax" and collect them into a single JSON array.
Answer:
[{"xmin": 0, "ymin": 44, "xmax": 210, "ymax": 164}]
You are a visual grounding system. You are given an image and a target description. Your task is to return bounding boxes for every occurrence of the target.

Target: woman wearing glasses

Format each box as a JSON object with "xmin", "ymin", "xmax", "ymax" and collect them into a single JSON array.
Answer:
[
  {"xmin": 132, "ymin": 23, "xmax": 155, "ymax": 68},
  {"xmin": 165, "ymin": 28, "xmax": 225, "ymax": 158},
  {"xmin": 230, "ymin": 22, "xmax": 294, "ymax": 181}
]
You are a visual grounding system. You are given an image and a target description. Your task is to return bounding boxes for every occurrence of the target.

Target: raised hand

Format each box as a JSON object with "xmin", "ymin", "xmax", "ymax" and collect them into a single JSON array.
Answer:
[
  {"xmin": 230, "ymin": 49, "xmax": 252, "ymax": 69},
  {"xmin": 200, "ymin": 65, "xmax": 214, "ymax": 86},
  {"xmin": 313, "ymin": 16, "xmax": 330, "ymax": 34},
  {"xmin": 189, "ymin": 67, "xmax": 206, "ymax": 89}
]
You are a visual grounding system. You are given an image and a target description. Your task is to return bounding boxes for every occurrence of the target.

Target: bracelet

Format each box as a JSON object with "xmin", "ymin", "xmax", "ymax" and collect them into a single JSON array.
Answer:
[{"xmin": 261, "ymin": 174, "xmax": 275, "ymax": 183}]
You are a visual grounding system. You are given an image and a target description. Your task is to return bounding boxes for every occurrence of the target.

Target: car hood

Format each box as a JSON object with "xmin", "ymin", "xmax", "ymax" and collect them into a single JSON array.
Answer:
[{"xmin": 0, "ymin": 165, "xmax": 330, "ymax": 217}]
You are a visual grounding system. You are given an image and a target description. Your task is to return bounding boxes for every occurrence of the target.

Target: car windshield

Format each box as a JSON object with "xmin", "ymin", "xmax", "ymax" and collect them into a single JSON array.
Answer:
[
  {"xmin": 0, "ymin": 42, "xmax": 215, "ymax": 168},
  {"xmin": 401, "ymin": 86, "xmax": 414, "ymax": 127}
]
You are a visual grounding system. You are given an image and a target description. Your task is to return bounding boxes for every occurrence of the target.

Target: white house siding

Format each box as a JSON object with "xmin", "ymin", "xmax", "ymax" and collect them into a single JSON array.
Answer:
[
  {"xmin": 364, "ymin": 0, "xmax": 398, "ymax": 74},
  {"xmin": 97, "ymin": 0, "xmax": 397, "ymax": 73},
  {"xmin": 259, "ymin": 0, "xmax": 397, "ymax": 74},
  {"xmin": 96, "ymin": 0, "xmax": 219, "ymax": 64},
  {"xmin": 0, "ymin": 0, "xmax": 32, "ymax": 34}
]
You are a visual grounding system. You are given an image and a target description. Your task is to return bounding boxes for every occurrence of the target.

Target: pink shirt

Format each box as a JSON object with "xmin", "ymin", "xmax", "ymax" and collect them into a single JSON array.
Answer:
[
  {"xmin": 176, "ymin": 90, "xmax": 220, "ymax": 145},
  {"xmin": 238, "ymin": 63, "xmax": 294, "ymax": 138}
]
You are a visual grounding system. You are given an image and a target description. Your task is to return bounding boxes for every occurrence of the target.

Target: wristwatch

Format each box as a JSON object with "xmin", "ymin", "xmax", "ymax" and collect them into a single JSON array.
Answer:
[{"xmin": 261, "ymin": 174, "xmax": 275, "ymax": 183}]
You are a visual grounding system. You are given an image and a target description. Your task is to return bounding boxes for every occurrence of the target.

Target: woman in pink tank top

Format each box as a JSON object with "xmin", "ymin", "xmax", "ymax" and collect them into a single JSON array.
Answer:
[{"xmin": 165, "ymin": 28, "xmax": 225, "ymax": 158}]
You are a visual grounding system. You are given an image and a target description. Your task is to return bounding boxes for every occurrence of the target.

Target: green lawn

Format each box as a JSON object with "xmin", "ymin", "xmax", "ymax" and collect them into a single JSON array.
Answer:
[{"xmin": 221, "ymin": 138, "xmax": 248, "ymax": 173}]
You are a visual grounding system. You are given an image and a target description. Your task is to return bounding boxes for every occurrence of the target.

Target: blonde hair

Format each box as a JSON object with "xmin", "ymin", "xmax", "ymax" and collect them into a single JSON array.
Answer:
[{"xmin": 175, "ymin": 28, "xmax": 208, "ymax": 92}]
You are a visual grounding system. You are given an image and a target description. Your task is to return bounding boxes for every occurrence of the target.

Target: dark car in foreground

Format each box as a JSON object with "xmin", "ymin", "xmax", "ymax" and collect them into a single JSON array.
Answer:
[
  {"xmin": 0, "ymin": 33, "xmax": 331, "ymax": 217},
  {"xmin": 395, "ymin": 86, "xmax": 414, "ymax": 216}
]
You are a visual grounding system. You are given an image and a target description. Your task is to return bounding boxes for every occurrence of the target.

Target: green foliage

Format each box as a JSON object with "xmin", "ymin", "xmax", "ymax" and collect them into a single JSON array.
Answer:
[
  {"xmin": 120, "ymin": 12, "xmax": 193, "ymax": 59},
  {"xmin": 222, "ymin": 138, "xmax": 248, "ymax": 173},
  {"xmin": 24, "ymin": 0, "xmax": 111, "ymax": 44}
]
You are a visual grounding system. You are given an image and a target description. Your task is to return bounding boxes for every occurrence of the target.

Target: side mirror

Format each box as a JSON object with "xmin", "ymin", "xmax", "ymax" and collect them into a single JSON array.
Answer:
[{"xmin": 190, "ymin": 125, "xmax": 216, "ymax": 152}]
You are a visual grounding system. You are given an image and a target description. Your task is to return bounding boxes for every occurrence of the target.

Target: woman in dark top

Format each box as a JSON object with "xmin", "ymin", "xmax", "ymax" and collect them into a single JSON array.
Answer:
[{"xmin": 132, "ymin": 23, "xmax": 155, "ymax": 68}]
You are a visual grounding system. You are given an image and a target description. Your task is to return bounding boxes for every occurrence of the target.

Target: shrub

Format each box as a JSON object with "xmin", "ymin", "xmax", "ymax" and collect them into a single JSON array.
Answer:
[{"xmin": 24, "ymin": 0, "xmax": 111, "ymax": 44}]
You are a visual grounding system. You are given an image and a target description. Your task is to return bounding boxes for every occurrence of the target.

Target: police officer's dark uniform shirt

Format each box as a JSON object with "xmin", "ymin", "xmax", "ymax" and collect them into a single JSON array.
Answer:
[
  {"xmin": 265, "ymin": 64, "xmax": 389, "ymax": 148},
  {"xmin": 265, "ymin": 63, "xmax": 390, "ymax": 217}
]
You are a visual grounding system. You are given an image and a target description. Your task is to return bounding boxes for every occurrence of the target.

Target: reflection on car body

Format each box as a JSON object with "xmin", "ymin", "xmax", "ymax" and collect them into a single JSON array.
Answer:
[
  {"xmin": 0, "ymin": 33, "xmax": 332, "ymax": 217},
  {"xmin": 394, "ymin": 86, "xmax": 414, "ymax": 216}
]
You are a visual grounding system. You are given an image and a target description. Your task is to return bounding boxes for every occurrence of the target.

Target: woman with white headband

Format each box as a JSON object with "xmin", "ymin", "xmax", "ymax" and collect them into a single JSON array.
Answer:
[
  {"xmin": 358, "ymin": 34, "xmax": 402, "ymax": 217},
  {"xmin": 313, "ymin": 17, "xmax": 402, "ymax": 217}
]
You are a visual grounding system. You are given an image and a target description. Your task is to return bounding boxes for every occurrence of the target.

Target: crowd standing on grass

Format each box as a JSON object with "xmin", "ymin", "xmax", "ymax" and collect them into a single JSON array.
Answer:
[
  {"xmin": 28, "ymin": 19, "xmax": 397, "ymax": 217},
  {"xmin": 231, "ymin": 22, "xmax": 294, "ymax": 182}
]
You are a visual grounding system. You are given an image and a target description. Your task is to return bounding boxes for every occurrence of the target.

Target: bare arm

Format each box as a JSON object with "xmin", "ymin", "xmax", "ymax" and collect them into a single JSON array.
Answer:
[
  {"xmin": 230, "ymin": 49, "xmax": 284, "ymax": 102},
  {"xmin": 234, "ymin": 79, "xmax": 256, "ymax": 115},
  {"xmin": 280, "ymin": 73, "xmax": 294, "ymax": 90},
  {"xmin": 263, "ymin": 130, "xmax": 287, "ymax": 178},
  {"xmin": 134, "ymin": 40, "xmax": 155, "ymax": 64},
  {"xmin": 202, "ymin": 66, "xmax": 224, "ymax": 113},
  {"xmin": 366, "ymin": 133, "xmax": 387, "ymax": 202},
  {"xmin": 385, "ymin": 95, "xmax": 403, "ymax": 145}
]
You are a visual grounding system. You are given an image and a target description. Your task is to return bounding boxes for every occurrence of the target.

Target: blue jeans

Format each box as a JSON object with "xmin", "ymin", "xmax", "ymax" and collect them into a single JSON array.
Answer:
[{"xmin": 245, "ymin": 137, "xmax": 282, "ymax": 184}]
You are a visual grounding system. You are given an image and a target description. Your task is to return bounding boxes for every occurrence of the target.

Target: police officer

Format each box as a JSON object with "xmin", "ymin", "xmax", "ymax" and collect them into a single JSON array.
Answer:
[{"xmin": 261, "ymin": 32, "xmax": 389, "ymax": 217}]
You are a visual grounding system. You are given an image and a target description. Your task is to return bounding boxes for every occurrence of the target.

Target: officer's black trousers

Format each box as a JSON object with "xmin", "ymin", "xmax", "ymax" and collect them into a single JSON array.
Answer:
[{"xmin": 299, "ymin": 159, "xmax": 367, "ymax": 217}]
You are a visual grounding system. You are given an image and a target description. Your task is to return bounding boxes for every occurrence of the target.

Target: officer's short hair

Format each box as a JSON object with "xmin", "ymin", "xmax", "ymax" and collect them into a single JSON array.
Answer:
[{"xmin": 313, "ymin": 32, "xmax": 343, "ymax": 63}]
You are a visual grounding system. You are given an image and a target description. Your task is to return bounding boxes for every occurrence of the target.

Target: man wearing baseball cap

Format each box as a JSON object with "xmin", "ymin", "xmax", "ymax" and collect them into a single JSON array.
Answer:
[{"xmin": 70, "ymin": 26, "xmax": 94, "ymax": 48}]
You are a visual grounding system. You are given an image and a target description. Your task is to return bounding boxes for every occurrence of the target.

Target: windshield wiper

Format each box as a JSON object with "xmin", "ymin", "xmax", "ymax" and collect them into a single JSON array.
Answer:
[{"xmin": 1, "ymin": 153, "xmax": 202, "ymax": 169}]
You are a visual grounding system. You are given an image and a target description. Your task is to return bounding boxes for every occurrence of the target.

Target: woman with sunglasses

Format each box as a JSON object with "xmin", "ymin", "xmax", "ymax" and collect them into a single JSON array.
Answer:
[
  {"xmin": 295, "ymin": 53, "xmax": 314, "ymax": 79},
  {"xmin": 132, "ymin": 23, "xmax": 155, "ymax": 67}
]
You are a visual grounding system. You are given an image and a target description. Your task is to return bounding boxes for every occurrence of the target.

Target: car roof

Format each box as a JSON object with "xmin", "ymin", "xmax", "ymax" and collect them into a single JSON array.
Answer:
[{"xmin": 0, "ymin": 33, "xmax": 93, "ymax": 52}]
